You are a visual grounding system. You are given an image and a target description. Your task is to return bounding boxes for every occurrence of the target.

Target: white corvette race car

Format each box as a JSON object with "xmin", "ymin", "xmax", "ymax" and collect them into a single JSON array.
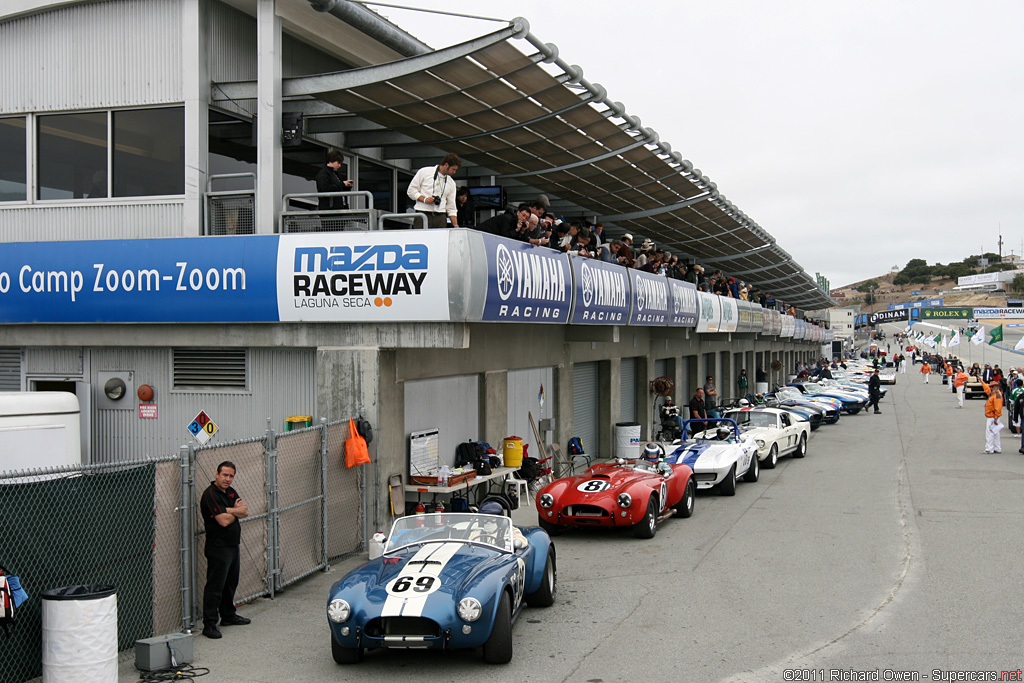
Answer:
[
  {"xmin": 722, "ymin": 407, "xmax": 810, "ymax": 468},
  {"xmin": 660, "ymin": 419, "xmax": 759, "ymax": 496}
]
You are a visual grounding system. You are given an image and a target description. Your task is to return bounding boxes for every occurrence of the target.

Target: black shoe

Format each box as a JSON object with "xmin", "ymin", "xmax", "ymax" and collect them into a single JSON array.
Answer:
[
  {"xmin": 1018, "ymin": 448, "xmax": 1024, "ymax": 455},
  {"xmin": 220, "ymin": 614, "xmax": 251, "ymax": 626},
  {"xmin": 202, "ymin": 624, "xmax": 222, "ymax": 639},
  {"xmin": 874, "ymin": 410, "xmax": 881, "ymax": 414}
]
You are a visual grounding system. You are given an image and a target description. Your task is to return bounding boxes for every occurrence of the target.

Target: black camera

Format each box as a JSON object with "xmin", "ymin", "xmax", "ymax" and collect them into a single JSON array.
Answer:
[{"xmin": 432, "ymin": 195, "xmax": 442, "ymax": 205}]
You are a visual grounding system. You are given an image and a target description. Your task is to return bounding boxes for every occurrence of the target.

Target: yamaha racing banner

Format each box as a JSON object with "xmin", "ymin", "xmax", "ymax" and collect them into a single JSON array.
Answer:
[
  {"xmin": 480, "ymin": 234, "xmax": 571, "ymax": 323},
  {"xmin": 667, "ymin": 279, "xmax": 698, "ymax": 327},
  {"xmin": 569, "ymin": 256, "xmax": 630, "ymax": 324},
  {"xmin": 627, "ymin": 269, "xmax": 669, "ymax": 325}
]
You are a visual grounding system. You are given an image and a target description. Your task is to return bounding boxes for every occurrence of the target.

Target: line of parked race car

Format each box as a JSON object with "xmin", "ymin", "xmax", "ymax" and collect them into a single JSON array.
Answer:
[{"xmin": 325, "ymin": 361, "xmax": 888, "ymax": 666}]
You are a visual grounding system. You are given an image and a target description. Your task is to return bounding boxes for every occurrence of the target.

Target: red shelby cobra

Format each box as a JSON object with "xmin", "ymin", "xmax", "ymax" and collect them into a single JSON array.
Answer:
[{"xmin": 535, "ymin": 457, "xmax": 695, "ymax": 539}]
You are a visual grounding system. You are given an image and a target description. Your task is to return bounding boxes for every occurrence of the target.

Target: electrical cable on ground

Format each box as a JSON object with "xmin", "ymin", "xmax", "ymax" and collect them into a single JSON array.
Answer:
[{"xmin": 138, "ymin": 664, "xmax": 211, "ymax": 682}]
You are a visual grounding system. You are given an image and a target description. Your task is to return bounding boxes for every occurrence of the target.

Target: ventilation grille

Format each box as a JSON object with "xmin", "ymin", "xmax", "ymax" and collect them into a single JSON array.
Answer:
[
  {"xmin": 0, "ymin": 348, "xmax": 22, "ymax": 391},
  {"xmin": 173, "ymin": 348, "xmax": 247, "ymax": 390}
]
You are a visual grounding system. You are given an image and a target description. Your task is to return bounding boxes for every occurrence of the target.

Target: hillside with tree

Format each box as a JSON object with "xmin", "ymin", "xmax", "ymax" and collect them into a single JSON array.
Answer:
[{"xmin": 831, "ymin": 253, "xmax": 1024, "ymax": 312}]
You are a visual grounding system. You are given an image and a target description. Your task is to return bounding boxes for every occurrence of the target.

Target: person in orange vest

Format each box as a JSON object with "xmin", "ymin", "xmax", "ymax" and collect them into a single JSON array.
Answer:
[
  {"xmin": 982, "ymin": 380, "xmax": 1004, "ymax": 453},
  {"xmin": 920, "ymin": 360, "xmax": 931, "ymax": 384},
  {"xmin": 953, "ymin": 367, "xmax": 970, "ymax": 408}
]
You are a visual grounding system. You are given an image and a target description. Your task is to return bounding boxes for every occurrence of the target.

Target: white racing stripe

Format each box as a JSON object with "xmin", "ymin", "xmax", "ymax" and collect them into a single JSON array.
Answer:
[{"xmin": 381, "ymin": 542, "xmax": 463, "ymax": 618}]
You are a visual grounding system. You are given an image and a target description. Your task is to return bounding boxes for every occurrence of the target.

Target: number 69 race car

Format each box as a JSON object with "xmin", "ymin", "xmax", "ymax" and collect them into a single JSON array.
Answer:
[
  {"xmin": 535, "ymin": 449, "xmax": 696, "ymax": 538},
  {"xmin": 327, "ymin": 512, "xmax": 555, "ymax": 665}
]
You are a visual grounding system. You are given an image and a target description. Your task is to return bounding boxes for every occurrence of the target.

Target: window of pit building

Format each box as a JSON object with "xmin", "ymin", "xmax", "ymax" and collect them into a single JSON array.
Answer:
[
  {"xmin": 113, "ymin": 108, "xmax": 185, "ymax": 197},
  {"xmin": 36, "ymin": 107, "xmax": 185, "ymax": 200},
  {"xmin": 0, "ymin": 117, "xmax": 26, "ymax": 202},
  {"xmin": 172, "ymin": 348, "xmax": 248, "ymax": 391}
]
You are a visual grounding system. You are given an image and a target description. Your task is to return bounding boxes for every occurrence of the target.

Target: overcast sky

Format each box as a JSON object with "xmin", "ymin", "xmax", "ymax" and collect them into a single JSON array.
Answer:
[{"xmin": 372, "ymin": 0, "xmax": 1024, "ymax": 288}]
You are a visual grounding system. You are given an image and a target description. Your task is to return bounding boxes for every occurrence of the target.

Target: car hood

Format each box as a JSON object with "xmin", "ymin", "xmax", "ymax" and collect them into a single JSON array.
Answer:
[
  {"xmin": 539, "ymin": 462, "xmax": 665, "ymax": 503},
  {"xmin": 664, "ymin": 441, "xmax": 742, "ymax": 470},
  {"xmin": 331, "ymin": 541, "xmax": 508, "ymax": 613}
]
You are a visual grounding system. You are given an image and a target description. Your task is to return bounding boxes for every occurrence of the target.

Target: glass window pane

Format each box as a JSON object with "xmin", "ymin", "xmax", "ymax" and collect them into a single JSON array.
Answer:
[
  {"xmin": 113, "ymin": 107, "xmax": 184, "ymax": 197},
  {"xmin": 358, "ymin": 158, "xmax": 393, "ymax": 212},
  {"xmin": 0, "ymin": 116, "xmax": 26, "ymax": 202},
  {"xmin": 0, "ymin": 117, "xmax": 26, "ymax": 202},
  {"xmin": 37, "ymin": 112, "xmax": 108, "ymax": 200}
]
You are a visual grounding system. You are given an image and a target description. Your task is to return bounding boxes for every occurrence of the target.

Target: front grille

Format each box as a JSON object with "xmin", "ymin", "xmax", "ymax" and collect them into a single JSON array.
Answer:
[
  {"xmin": 564, "ymin": 504, "xmax": 608, "ymax": 517},
  {"xmin": 695, "ymin": 473, "xmax": 718, "ymax": 482},
  {"xmin": 365, "ymin": 617, "xmax": 441, "ymax": 638}
]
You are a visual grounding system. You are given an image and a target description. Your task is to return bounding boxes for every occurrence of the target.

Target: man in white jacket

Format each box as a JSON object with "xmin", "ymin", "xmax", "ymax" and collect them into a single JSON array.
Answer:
[{"xmin": 407, "ymin": 153, "xmax": 461, "ymax": 228}]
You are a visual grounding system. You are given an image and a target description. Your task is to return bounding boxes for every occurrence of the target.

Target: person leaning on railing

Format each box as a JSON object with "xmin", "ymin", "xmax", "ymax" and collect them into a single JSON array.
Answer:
[{"xmin": 407, "ymin": 153, "xmax": 461, "ymax": 228}]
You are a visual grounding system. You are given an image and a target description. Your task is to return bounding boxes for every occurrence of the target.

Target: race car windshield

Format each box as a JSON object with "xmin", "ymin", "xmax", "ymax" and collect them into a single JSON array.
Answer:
[
  {"xmin": 385, "ymin": 513, "xmax": 514, "ymax": 554},
  {"xmin": 776, "ymin": 387, "xmax": 802, "ymax": 400},
  {"xmin": 727, "ymin": 411, "xmax": 776, "ymax": 428}
]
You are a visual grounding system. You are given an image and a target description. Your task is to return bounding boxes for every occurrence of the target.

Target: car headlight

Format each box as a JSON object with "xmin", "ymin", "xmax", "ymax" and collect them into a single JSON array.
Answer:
[
  {"xmin": 327, "ymin": 598, "xmax": 351, "ymax": 623},
  {"xmin": 458, "ymin": 597, "xmax": 482, "ymax": 622},
  {"xmin": 617, "ymin": 492, "xmax": 632, "ymax": 508},
  {"xmin": 539, "ymin": 493, "xmax": 554, "ymax": 508},
  {"xmin": 755, "ymin": 439, "xmax": 765, "ymax": 449}
]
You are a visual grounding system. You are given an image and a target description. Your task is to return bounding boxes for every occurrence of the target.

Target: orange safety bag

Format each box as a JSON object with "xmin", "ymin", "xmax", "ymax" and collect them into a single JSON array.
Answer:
[{"xmin": 345, "ymin": 417, "xmax": 371, "ymax": 468}]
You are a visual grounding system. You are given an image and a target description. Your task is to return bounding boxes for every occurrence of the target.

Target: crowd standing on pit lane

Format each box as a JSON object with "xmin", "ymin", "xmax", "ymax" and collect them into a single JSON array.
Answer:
[
  {"xmin": 864, "ymin": 337, "xmax": 1024, "ymax": 456},
  {"xmin": 403, "ymin": 152, "xmax": 838, "ymax": 323}
]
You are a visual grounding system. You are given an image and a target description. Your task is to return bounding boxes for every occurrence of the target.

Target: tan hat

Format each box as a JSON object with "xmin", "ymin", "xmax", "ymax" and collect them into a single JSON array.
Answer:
[
  {"xmin": 623, "ymin": 233, "xmax": 633, "ymax": 242},
  {"xmin": 641, "ymin": 239, "xmax": 654, "ymax": 250}
]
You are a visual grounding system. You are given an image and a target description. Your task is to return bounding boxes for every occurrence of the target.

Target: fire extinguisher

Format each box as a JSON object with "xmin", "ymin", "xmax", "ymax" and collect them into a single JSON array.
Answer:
[
  {"xmin": 434, "ymin": 501, "xmax": 445, "ymax": 513},
  {"xmin": 415, "ymin": 501, "xmax": 425, "ymax": 514}
]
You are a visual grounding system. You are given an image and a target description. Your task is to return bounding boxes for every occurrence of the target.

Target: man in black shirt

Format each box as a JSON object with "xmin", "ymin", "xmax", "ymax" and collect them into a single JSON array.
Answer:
[
  {"xmin": 867, "ymin": 369, "xmax": 882, "ymax": 414},
  {"xmin": 688, "ymin": 389, "xmax": 708, "ymax": 437},
  {"xmin": 315, "ymin": 150, "xmax": 353, "ymax": 210},
  {"xmin": 200, "ymin": 461, "xmax": 250, "ymax": 639}
]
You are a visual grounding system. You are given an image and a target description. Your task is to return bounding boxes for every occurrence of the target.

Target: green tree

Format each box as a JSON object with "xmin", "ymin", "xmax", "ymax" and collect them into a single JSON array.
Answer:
[
  {"xmin": 856, "ymin": 280, "xmax": 880, "ymax": 304},
  {"xmin": 1012, "ymin": 274, "xmax": 1024, "ymax": 292}
]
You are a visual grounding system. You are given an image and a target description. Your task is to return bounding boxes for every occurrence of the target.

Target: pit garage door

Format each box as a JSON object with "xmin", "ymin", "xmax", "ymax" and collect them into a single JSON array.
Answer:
[
  {"xmin": 620, "ymin": 357, "xmax": 637, "ymax": 422},
  {"xmin": 572, "ymin": 362, "xmax": 598, "ymax": 456},
  {"xmin": 507, "ymin": 367, "xmax": 554, "ymax": 461},
  {"xmin": 404, "ymin": 374, "xmax": 479, "ymax": 468}
]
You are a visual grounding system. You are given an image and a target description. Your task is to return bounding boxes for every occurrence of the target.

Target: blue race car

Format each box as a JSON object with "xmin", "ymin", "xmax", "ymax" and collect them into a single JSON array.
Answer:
[{"xmin": 327, "ymin": 512, "xmax": 555, "ymax": 665}]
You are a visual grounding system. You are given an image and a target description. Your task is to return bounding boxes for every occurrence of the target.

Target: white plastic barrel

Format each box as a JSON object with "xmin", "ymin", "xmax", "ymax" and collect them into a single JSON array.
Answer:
[
  {"xmin": 613, "ymin": 422, "xmax": 641, "ymax": 460},
  {"xmin": 369, "ymin": 532, "xmax": 386, "ymax": 560},
  {"xmin": 42, "ymin": 585, "xmax": 117, "ymax": 683},
  {"xmin": 755, "ymin": 382, "xmax": 769, "ymax": 394}
]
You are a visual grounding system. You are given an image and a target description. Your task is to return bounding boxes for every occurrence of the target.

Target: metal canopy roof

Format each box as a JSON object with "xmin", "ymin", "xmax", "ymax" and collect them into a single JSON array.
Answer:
[{"xmin": 214, "ymin": 16, "xmax": 833, "ymax": 309}]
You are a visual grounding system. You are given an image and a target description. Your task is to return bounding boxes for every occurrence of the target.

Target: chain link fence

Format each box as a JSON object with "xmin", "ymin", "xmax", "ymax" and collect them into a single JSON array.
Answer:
[{"xmin": 0, "ymin": 418, "xmax": 364, "ymax": 683}]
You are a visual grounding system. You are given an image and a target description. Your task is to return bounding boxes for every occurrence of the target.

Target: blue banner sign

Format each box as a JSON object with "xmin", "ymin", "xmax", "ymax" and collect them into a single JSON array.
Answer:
[
  {"xmin": 480, "ymin": 234, "xmax": 571, "ymax": 323},
  {"xmin": 0, "ymin": 236, "xmax": 280, "ymax": 323},
  {"xmin": 569, "ymin": 256, "xmax": 630, "ymax": 324},
  {"xmin": 667, "ymin": 279, "xmax": 698, "ymax": 327},
  {"xmin": 627, "ymin": 270, "xmax": 669, "ymax": 325},
  {"xmin": 889, "ymin": 298, "xmax": 943, "ymax": 310}
]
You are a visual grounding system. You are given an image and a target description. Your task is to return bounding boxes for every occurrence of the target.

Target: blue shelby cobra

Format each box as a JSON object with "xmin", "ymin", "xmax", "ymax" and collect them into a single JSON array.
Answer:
[{"xmin": 327, "ymin": 512, "xmax": 556, "ymax": 664}]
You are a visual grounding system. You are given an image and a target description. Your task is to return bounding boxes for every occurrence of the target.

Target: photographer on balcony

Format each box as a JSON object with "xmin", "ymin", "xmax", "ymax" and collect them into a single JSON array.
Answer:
[{"xmin": 407, "ymin": 153, "xmax": 461, "ymax": 228}]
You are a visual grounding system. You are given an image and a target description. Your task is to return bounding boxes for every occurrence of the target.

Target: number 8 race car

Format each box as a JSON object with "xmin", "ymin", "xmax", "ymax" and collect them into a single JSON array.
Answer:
[
  {"xmin": 327, "ymin": 512, "xmax": 555, "ymax": 665},
  {"xmin": 535, "ymin": 450, "xmax": 695, "ymax": 538}
]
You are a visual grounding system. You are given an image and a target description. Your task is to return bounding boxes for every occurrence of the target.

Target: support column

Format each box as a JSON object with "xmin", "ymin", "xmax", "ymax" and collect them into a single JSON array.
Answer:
[
  {"xmin": 256, "ymin": 0, "xmax": 282, "ymax": 234},
  {"xmin": 482, "ymin": 370, "xmax": 508, "ymax": 449},
  {"xmin": 182, "ymin": 0, "xmax": 209, "ymax": 236}
]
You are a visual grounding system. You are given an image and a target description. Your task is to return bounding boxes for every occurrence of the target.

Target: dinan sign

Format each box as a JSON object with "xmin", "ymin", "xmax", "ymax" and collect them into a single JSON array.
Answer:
[{"xmin": 868, "ymin": 309, "xmax": 910, "ymax": 324}]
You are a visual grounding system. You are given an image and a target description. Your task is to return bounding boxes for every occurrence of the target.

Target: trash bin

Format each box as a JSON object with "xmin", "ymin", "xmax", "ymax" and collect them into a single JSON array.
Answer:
[
  {"xmin": 613, "ymin": 422, "xmax": 641, "ymax": 460},
  {"xmin": 41, "ymin": 584, "xmax": 117, "ymax": 683},
  {"xmin": 502, "ymin": 436, "xmax": 524, "ymax": 467},
  {"xmin": 755, "ymin": 382, "xmax": 769, "ymax": 394}
]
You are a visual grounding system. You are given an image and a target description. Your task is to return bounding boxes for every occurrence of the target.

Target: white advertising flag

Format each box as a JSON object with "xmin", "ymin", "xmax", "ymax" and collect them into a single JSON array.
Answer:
[
  {"xmin": 950, "ymin": 331, "xmax": 961, "ymax": 347},
  {"xmin": 972, "ymin": 325, "xmax": 985, "ymax": 346}
]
